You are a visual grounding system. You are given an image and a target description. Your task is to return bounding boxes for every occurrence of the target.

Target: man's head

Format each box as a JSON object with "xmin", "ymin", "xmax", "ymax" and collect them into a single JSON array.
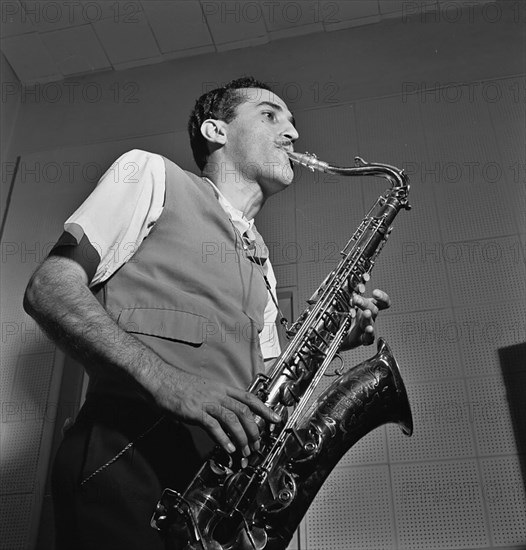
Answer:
[
  {"xmin": 189, "ymin": 77, "xmax": 272, "ymax": 171},
  {"xmin": 188, "ymin": 77, "xmax": 299, "ymax": 197}
]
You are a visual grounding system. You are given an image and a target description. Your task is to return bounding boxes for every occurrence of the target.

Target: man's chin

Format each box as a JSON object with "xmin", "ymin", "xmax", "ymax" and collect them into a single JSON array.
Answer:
[
  {"xmin": 281, "ymin": 164, "xmax": 295, "ymax": 186},
  {"xmin": 275, "ymin": 174, "xmax": 295, "ymax": 192},
  {"xmin": 261, "ymin": 177, "xmax": 293, "ymax": 199}
]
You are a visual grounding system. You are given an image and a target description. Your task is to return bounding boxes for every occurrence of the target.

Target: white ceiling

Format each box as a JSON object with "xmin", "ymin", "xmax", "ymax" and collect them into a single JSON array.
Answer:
[{"xmin": 1, "ymin": 0, "xmax": 485, "ymax": 85}]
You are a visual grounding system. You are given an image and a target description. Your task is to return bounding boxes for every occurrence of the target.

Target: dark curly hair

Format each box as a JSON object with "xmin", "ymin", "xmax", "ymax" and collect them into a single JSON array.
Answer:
[{"xmin": 188, "ymin": 76, "xmax": 272, "ymax": 171}]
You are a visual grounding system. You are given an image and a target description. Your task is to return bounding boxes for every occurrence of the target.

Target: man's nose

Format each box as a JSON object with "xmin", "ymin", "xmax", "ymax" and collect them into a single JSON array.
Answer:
[{"xmin": 283, "ymin": 122, "xmax": 299, "ymax": 143}]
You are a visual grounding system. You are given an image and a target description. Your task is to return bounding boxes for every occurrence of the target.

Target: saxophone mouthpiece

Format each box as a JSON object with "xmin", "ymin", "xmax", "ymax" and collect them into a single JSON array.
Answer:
[{"xmin": 287, "ymin": 151, "xmax": 330, "ymax": 173}]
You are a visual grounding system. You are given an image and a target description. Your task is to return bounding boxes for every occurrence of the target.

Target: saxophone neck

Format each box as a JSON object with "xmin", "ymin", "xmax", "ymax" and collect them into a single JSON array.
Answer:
[
  {"xmin": 287, "ymin": 151, "xmax": 410, "ymax": 206},
  {"xmin": 286, "ymin": 151, "xmax": 331, "ymax": 173}
]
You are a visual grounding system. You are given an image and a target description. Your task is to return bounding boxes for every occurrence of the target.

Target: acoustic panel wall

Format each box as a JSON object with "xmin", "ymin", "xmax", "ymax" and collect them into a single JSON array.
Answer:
[
  {"xmin": 456, "ymin": 300, "xmax": 526, "ymax": 378},
  {"xmin": 377, "ymin": 308, "xmax": 464, "ymax": 382},
  {"xmin": 392, "ymin": 460, "xmax": 491, "ymax": 549},
  {"xmin": 304, "ymin": 465, "xmax": 396, "ymax": 550},
  {"xmin": 282, "ymin": 75, "xmax": 526, "ymax": 549},
  {"xmin": 480, "ymin": 456, "xmax": 526, "ymax": 546}
]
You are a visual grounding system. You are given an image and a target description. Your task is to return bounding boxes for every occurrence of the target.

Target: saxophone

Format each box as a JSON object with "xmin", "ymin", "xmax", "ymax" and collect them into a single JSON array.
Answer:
[{"xmin": 151, "ymin": 152, "xmax": 414, "ymax": 550}]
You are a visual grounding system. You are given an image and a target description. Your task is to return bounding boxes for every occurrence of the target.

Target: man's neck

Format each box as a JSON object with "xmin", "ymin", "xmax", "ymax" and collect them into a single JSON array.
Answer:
[{"xmin": 201, "ymin": 162, "xmax": 266, "ymax": 220}]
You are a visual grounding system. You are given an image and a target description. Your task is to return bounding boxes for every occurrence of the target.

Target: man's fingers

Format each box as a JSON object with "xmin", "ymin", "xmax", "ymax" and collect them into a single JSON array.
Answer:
[
  {"xmin": 206, "ymin": 402, "xmax": 253, "ymax": 455},
  {"xmin": 205, "ymin": 393, "xmax": 278, "ymax": 455},
  {"xmin": 224, "ymin": 397, "xmax": 261, "ymax": 449},
  {"xmin": 202, "ymin": 414, "xmax": 236, "ymax": 454},
  {"xmin": 165, "ymin": 373, "xmax": 280, "ymax": 455},
  {"xmin": 233, "ymin": 390, "xmax": 281, "ymax": 424},
  {"xmin": 372, "ymin": 289, "xmax": 391, "ymax": 310},
  {"xmin": 361, "ymin": 328, "xmax": 375, "ymax": 345},
  {"xmin": 353, "ymin": 295, "xmax": 379, "ymax": 319}
]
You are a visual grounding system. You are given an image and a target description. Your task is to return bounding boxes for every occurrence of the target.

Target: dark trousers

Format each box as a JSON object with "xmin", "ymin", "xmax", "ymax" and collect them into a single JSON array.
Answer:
[{"xmin": 52, "ymin": 397, "xmax": 203, "ymax": 550}]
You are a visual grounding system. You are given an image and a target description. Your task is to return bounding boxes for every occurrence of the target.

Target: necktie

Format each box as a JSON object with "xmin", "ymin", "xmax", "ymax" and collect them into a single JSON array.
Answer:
[{"xmin": 244, "ymin": 226, "xmax": 268, "ymax": 270}]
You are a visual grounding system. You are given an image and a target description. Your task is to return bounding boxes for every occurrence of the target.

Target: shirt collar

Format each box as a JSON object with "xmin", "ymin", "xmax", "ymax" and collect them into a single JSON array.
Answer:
[{"xmin": 202, "ymin": 177, "xmax": 254, "ymax": 238}]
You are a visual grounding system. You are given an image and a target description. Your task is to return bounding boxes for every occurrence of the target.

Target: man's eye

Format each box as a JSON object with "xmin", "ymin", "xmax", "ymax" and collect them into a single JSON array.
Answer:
[{"xmin": 263, "ymin": 111, "xmax": 275, "ymax": 120}]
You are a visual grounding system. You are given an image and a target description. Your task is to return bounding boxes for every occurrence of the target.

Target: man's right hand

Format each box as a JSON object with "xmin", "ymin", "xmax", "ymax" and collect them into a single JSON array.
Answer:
[
  {"xmin": 145, "ymin": 362, "xmax": 281, "ymax": 456},
  {"xmin": 24, "ymin": 254, "xmax": 279, "ymax": 457}
]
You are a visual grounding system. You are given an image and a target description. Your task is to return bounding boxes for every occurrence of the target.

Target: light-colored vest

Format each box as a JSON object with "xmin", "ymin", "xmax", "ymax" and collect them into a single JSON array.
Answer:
[{"xmin": 88, "ymin": 158, "xmax": 268, "ymax": 401}]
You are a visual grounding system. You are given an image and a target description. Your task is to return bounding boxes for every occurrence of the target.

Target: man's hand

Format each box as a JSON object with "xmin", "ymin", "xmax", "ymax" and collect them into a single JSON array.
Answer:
[
  {"xmin": 147, "ymin": 363, "xmax": 281, "ymax": 457},
  {"xmin": 341, "ymin": 289, "xmax": 391, "ymax": 350},
  {"xmin": 24, "ymin": 255, "xmax": 279, "ymax": 458}
]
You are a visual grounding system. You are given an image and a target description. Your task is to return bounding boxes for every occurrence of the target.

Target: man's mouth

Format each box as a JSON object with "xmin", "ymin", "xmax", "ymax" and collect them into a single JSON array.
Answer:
[
  {"xmin": 276, "ymin": 141, "xmax": 293, "ymax": 152},
  {"xmin": 275, "ymin": 143, "xmax": 295, "ymax": 173}
]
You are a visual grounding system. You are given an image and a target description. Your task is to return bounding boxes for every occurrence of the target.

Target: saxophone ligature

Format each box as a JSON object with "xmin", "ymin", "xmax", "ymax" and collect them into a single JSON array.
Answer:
[{"xmin": 151, "ymin": 151, "xmax": 414, "ymax": 550}]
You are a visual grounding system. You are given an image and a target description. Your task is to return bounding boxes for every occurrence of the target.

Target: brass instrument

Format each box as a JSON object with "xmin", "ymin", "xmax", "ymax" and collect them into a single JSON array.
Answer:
[{"xmin": 151, "ymin": 152, "xmax": 414, "ymax": 550}]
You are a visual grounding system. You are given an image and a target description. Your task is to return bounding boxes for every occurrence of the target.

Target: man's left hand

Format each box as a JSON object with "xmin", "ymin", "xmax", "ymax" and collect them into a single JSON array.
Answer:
[{"xmin": 341, "ymin": 289, "xmax": 391, "ymax": 350}]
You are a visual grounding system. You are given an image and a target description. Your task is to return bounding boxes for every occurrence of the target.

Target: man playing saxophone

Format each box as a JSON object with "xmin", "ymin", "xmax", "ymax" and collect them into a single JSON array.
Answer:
[{"xmin": 23, "ymin": 77, "xmax": 390, "ymax": 549}]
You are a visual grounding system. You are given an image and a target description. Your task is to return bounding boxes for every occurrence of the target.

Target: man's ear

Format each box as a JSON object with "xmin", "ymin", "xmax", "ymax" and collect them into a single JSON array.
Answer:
[{"xmin": 200, "ymin": 119, "xmax": 227, "ymax": 145}]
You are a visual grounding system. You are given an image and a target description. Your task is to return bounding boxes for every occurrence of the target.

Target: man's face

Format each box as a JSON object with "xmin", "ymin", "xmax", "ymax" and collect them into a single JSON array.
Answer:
[{"xmin": 222, "ymin": 88, "xmax": 299, "ymax": 196}]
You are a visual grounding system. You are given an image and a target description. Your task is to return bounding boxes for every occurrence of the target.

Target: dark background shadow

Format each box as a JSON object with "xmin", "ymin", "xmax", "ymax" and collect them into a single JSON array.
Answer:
[{"xmin": 499, "ymin": 342, "xmax": 526, "ymax": 496}]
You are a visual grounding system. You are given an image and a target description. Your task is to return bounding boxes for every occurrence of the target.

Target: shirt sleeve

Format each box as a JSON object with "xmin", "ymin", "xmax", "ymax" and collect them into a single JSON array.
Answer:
[{"xmin": 64, "ymin": 149, "xmax": 165, "ymax": 287}]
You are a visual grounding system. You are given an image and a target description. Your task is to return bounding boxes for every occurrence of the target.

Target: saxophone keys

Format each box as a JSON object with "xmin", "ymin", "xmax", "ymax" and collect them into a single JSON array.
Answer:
[{"xmin": 278, "ymin": 489, "xmax": 294, "ymax": 503}]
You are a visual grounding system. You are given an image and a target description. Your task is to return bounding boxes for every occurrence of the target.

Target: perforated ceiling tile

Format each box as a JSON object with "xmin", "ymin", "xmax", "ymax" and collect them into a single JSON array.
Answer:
[
  {"xmin": 355, "ymin": 94, "xmax": 439, "ymax": 222},
  {"xmin": 435, "ymin": 179, "xmax": 518, "ymax": 243},
  {"xmin": 365, "ymin": 185, "xmax": 442, "ymax": 259},
  {"xmin": 0, "ymin": 494, "xmax": 33, "ymax": 550},
  {"xmin": 0, "ymin": 305, "xmax": 54, "ymax": 360},
  {"xmin": 294, "ymin": 106, "xmax": 365, "ymax": 264},
  {"xmin": 0, "ymin": 312, "xmax": 23, "ymax": 364},
  {"xmin": 455, "ymin": 300, "xmax": 526, "ymax": 378},
  {"xmin": 421, "ymin": 90, "xmax": 519, "ymax": 242},
  {"xmin": 487, "ymin": 77, "xmax": 526, "ymax": 181},
  {"xmin": 92, "ymin": 11, "xmax": 160, "ymax": 65},
  {"xmin": 1, "ymin": 352, "xmax": 56, "ymax": 493},
  {"xmin": 392, "ymin": 460, "xmax": 490, "ymax": 549},
  {"xmin": 338, "ymin": 425, "xmax": 388, "ymax": 467},
  {"xmin": 10, "ymin": 352, "xmax": 55, "ymax": 402},
  {"xmin": 0, "ymin": 355, "xmax": 17, "ymax": 403},
  {"xmin": 487, "ymin": 76, "xmax": 526, "ymax": 238},
  {"xmin": 362, "ymin": 243, "xmax": 451, "ymax": 314},
  {"xmin": 273, "ymin": 263, "xmax": 298, "ymax": 289},
  {"xmin": 255, "ymin": 187, "xmax": 297, "ymax": 266},
  {"xmin": 377, "ymin": 309, "xmax": 463, "ymax": 383},
  {"xmin": 420, "ymin": 85, "xmax": 499, "ymax": 165},
  {"xmin": 353, "ymin": 96, "xmax": 439, "ymax": 283},
  {"xmin": 355, "ymin": 94, "xmax": 425, "ymax": 161},
  {"xmin": 304, "ymin": 465, "xmax": 395, "ymax": 550},
  {"xmin": 295, "ymin": 104, "xmax": 357, "ymax": 162},
  {"xmin": 445, "ymin": 235, "xmax": 524, "ymax": 309},
  {"xmin": 388, "ymin": 380, "xmax": 476, "ymax": 462},
  {"xmin": 466, "ymin": 376, "xmax": 518, "ymax": 457},
  {"xmin": 0, "ymin": 420, "xmax": 42, "ymax": 493},
  {"xmin": 480, "ymin": 455, "xmax": 526, "ymax": 546},
  {"xmin": 295, "ymin": 174, "xmax": 365, "ymax": 269}
]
